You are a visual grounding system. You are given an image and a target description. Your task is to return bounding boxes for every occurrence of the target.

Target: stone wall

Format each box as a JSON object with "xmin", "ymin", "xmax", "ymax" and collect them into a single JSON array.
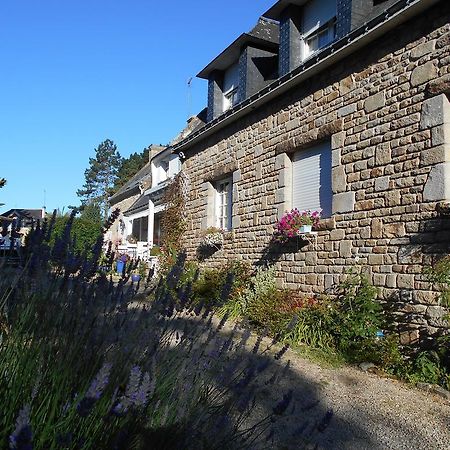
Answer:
[{"xmin": 181, "ymin": 3, "xmax": 450, "ymax": 341}]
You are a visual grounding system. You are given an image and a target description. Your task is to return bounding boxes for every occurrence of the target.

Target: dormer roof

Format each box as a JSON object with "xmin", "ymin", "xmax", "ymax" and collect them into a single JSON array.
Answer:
[
  {"xmin": 197, "ymin": 18, "xmax": 279, "ymax": 79},
  {"xmin": 262, "ymin": 0, "xmax": 309, "ymax": 20}
]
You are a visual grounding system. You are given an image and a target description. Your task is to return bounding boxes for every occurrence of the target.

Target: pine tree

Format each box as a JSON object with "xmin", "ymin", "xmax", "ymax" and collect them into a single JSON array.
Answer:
[
  {"xmin": 77, "ymin": 140, "xmax": 121, "ymax": 220},
  {"xmin": 112, "ymin": 147, "xmax": 150, "ymax": 194}
]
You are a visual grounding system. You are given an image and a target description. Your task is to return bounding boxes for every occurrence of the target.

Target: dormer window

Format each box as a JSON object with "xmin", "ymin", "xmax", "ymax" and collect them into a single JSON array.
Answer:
[
  {"xmin": 222, "ymin": 63, "xmax": 239, "ymax": 112},
  {"xmin": 223, "ymin": 87, "xmax": 239, "ymax": 112},
  {"xmin": 303, "ymin": 18, "xmax": 336, "ymax": 59},
  {"xmin": 198, "ymin": 18, "xmax": 279, "ymax": 122},
  {"xmin": 302, "ymin": 0, "xmax": 337, "ymax": 60}
]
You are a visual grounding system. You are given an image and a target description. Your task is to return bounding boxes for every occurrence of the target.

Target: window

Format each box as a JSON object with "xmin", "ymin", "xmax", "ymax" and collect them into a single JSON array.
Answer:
[
  {"xmin": 131, "ymin": 216, "xmax": 148, "ymax": 242},
  {"xmin": 215, "ymin": 178, "xmax": 233, "ymax": 230},
  {"xmin": 222, "ymin": 63, "xmax": 239, "ymax": 112},
  {"xmin": 292, "ymin": 141, "xmax": 332, "ymax": 217},
  {"xmin": 223, "ymin": 87, "xmax": 239, "ymax": 112},
  {"xmin": 301, "ymin": 0, "xmax": 337, "ymax": 60},
  {"xmin": 304, "ymin": 19, "xmax": 336, "ymax": 59}
]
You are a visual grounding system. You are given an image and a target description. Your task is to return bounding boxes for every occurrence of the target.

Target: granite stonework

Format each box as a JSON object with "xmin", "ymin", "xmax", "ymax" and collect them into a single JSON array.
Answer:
[{"xmin": 181, "ymin": 4, "xmax": 450, "ymax": 341}]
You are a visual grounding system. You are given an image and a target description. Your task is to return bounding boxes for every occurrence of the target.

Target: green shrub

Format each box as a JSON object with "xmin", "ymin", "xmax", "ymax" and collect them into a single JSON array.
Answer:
[
  {"xmin": 284, "ymin": 296, "xmax": 336, "ymax": 349},
  {"xmin": 192, "ymin": 261, "xmax": 252, "ymax": 307},
  {"xmin": 332, "ymin": 272, "xmax": 382, "ymax": 356},
  {"xmin": 425, "ymin": 255, "xmax": 450, "ymax": 308}
]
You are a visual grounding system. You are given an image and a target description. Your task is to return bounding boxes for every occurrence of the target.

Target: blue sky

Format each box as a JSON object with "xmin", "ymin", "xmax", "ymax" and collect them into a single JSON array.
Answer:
[{"xmin": 0, "ymin": 0, "xmax": 275, "ymax": 212}]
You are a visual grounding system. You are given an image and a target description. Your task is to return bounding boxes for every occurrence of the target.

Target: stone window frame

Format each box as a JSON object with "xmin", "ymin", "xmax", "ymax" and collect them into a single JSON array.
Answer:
[
  {"xmin": 419, "ymin": 93, "xmax": 450, "ymax": 203},
  {"xmin": 201, "ymin": 163, "xmax": 241, "ymax": 231},
  {"xmin": 274, "ymin": 124, "xmax": 355, "ymax": 229}
]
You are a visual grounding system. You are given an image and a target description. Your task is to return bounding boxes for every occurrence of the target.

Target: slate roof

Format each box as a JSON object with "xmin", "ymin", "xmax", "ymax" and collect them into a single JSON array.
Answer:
[
  {"xmin": 0, "ymin": 208, "xmax": 44, "ymax": 221},
  {"xmin": 123, "ymin": 194, "xmax": 149, "ymax": 216},
  {"xmin": 262, "ymin": 0, "xmax": 309, "ymax": 20},
  {"xmin": 197, "ymin": 18, "xmax": 279, "ymax": 79},
  {"xmin": 109, "ymin": 162, "xmax": 153, "ymax": 205}
]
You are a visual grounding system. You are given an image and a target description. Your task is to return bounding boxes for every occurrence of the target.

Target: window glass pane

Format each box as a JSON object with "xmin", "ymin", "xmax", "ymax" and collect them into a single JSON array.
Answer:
[
  {"xmin": 223, "ymin": 63, "xmax": 239, "ymax": 92},
  {"xmin": 141, "ymin": 216, "xmax": 148, "ymax": 242},
  {"xmin": 215, "ymin": 178, "xmax": 233, "ymax": 230},
  {"xmin": 223, "ymin": 88, "xmax": 238, "ymax": 112}
]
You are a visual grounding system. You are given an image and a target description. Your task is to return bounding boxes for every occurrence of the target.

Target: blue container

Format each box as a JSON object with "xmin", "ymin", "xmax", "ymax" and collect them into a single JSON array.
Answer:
[{"xmin": 116, "ymin": 260, "xmax": 125, "ymax": 274}]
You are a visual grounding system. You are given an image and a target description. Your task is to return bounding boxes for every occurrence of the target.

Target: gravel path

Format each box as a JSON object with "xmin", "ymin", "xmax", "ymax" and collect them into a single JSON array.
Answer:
[{"xmin": 257, "ymin": 344, "xmax": 450, "ymax": 449}]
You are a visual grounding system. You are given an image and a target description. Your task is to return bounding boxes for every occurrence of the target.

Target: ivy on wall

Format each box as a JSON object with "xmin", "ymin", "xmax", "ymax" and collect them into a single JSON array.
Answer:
[{"xmin": 160, "ymin": 172, "xmax": 189, "ymax": 267}]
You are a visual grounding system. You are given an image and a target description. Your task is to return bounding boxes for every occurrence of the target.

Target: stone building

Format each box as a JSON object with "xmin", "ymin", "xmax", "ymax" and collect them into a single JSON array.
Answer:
[
  {"xmin": 170, "ymin": 0, "xmax": 450, "ymax": 341},
  {"xmin": 108, "ymin": 145, "xmax": 164, "ymax": 257},
  {"xmin": 108, "ymin": 111, "xmax": 206, "ymax": 259}
]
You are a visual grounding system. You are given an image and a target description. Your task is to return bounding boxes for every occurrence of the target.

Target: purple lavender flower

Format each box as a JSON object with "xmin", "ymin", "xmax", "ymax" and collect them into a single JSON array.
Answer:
[
  {"xmin": 113, "ymin": 364, "xmax": 155, "ymax": 414},
  {"xmin": 124, "ymin": 365, "xmax": 142, "ymax": 404},
  {"xmin": 77, "ymin": 362, "xmax": 112, "ymax": 417},
  {"xmin": 86, "ymin": 362, "xmax": 112, "ymax": 400},
  {"xmin": 9, "ymin": 405, "xmax": 32, "ymax": 450},
  {"xmin": 134, "ymin": 372, "xmax": 153, "ymax": 408}
]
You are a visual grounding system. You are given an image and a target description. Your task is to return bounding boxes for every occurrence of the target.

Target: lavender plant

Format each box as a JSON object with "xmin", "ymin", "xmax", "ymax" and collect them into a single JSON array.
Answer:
[{"xmin": 0, "ymin": 212, "xmax": 294, "ymax": 449}]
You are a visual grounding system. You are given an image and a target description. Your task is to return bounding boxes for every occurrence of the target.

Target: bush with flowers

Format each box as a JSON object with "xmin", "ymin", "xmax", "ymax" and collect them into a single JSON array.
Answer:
[{"xmin": 272, "ymin": 209, "xmax": 320, "ymax": 243}]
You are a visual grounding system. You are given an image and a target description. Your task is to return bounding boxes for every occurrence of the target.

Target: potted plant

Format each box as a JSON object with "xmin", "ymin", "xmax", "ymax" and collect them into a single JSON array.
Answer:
[
  {"xmin": 272, "ymin": 209, "xmax": 320, "ymax": 243},
  {"xmin": 116, "ymin": 253, "xmax": 128, "ymax": 275},
  {"xmin": 199, "ymin": 227, "xmax": 224, "ymax": 249},
  {"xmin": 132, "ymin": 260, "xmax": 147, "ymax": 282},
  {"xmin": 298, "ymin": 210, "xmax": 319, "ymax": 233}
]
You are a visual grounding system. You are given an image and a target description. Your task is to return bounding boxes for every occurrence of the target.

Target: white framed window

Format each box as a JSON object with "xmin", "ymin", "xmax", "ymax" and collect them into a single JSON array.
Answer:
[
  {"xmin": 303, "ymin": 19, "xmax": 336, "ymax": 59},
  {"xmin": 223, "ymin": 87, "xmax": 239, "ymax": 112},
  {"xmin": 292, "ymin": 141, "xmax": 332, "ymax": 217},
  {"xmin": 215, "ymin": 177, "xmax": 233, "ymax": 230},
  {"xmin": 222, "ymin": 63, "xmax": 239, "ymax": 113},
  {"xmin": 301, "ymin": 0, "xmax": 337, "ymax": 60}
]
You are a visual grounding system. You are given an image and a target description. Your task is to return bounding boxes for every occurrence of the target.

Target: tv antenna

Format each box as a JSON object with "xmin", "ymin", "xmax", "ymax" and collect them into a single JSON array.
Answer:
[{"xmin": 187, "ymin": 77, "xmax": 193, "ymax": 119}]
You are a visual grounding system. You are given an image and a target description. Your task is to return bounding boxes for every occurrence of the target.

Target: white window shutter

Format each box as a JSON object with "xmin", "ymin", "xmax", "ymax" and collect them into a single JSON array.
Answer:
[{"xmin": 292, "ymin": 141, "xmax": 332, "ymax": 217}]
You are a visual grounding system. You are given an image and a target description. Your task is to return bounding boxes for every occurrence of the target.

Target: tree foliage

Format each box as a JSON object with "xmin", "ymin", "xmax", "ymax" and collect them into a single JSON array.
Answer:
[
  {"xmin": 77, "ymin": 140, "xmax": 122, "ymax": 219},
  {"xmin": 112, "ymin": 147, "xmax": 150, "ymax": 194},
  {"xmin": 0, "ymin": 178, "xmax": 6, "ymax": 189},
  {"xmin": 50, "ymin": 207, "xmax": 103, "ymax": 255}
]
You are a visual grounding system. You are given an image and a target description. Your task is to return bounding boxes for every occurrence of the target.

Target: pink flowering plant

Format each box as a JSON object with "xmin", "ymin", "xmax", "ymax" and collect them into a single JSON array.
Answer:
[{"xmin": 272, "ymin": 209, "xmax": 320, "ymax": 243}]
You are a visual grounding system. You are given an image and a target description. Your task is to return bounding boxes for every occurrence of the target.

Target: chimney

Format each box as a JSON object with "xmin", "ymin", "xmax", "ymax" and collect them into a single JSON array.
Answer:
[{"xmin": 148, "ymin": 144, "xmax": 166, "ymax": 162}]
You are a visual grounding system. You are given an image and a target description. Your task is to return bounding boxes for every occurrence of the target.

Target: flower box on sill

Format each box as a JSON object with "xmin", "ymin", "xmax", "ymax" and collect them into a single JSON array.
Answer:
[
  {"xmin": 299, "ymin": 224, "xmax": 312, "ymax": 233},
  {"xmin": 272, "ymin": 209, "xmax": 320, "ymax": 244}
]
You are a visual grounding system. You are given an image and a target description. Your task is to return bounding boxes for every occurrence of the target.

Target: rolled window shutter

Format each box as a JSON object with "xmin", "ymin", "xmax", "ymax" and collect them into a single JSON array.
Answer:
[{"xmin": 292, "ymin": 141, "xmax": 332, "ymax": 217}]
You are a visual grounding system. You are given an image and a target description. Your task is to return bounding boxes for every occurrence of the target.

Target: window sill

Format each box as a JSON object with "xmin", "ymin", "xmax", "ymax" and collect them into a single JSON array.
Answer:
[{"xmin": 314, "ymin": 217, "xmax": 335, "ymax": 231}]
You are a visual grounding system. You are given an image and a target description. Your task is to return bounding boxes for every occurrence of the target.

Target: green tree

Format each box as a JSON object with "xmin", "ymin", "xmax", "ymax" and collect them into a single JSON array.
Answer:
[
  {"xmin": 50, "ymin": 207, "xmax": 102, "ymax": 255},
  {"xmin": 0, "ymin": 178, "xmax": 5, "ymax": 189},
  {"xmin": 77, "ymin": 140, "xmax": 121, "ymax": 219},
  {"xmin": 112, "ymin": 147, "xmax": 150, "ymax": 194}
]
